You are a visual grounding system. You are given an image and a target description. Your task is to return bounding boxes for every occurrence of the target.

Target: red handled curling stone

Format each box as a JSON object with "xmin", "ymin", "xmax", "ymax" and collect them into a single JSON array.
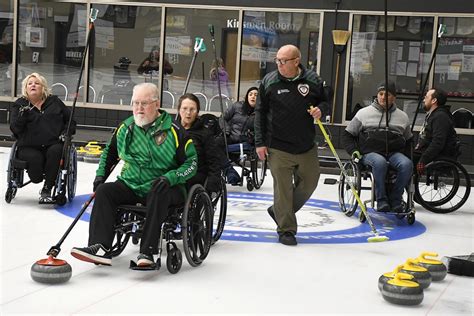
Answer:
[
  {"xmin": 378, "ymin": 264, "xmax": 417, "ymax": 292},
  {"xmin": 31, "ymin": 256, "xmax": 72, "ymax": 284},
  {"xmin": 381, "ymin": 273, "xmax": 423, "ymax": 306},
  {"xmin": 400, "ymin": 259, "xmax": 432, "ymax": 289},
  {"xmin": 414, "ymin": 252, "xmax": 447, "ymax": 281}
]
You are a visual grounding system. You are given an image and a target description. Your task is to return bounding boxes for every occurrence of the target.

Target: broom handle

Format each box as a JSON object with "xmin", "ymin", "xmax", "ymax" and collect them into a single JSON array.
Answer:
[
  {"xmin": 312, "ymin": 111, "xmax": 380, "ymax": 236},
  {"xmin": 331, "ymin": 54, "xmax": 341, "ymax": 124}
]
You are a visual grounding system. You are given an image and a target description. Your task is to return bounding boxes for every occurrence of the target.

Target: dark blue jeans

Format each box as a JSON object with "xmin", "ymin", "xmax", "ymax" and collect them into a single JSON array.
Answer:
[{"xmin": 361, "ymin": 152, "xmax": 412, "ymax": 206}]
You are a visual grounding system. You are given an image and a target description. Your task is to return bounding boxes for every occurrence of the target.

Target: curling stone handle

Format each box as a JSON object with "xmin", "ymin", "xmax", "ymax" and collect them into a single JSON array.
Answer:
[{"xmin": 420, "ymin": 252, "xmax": 439, "ymax": 260}]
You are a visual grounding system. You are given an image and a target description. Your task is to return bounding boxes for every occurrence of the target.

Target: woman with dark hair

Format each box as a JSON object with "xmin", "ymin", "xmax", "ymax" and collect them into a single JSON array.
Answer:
[
  {"xmin": 177, "ymin": 93, "xmax": 225, "ymax": 192},
  {"xmin": 223, "ymin": 86, "xmax": 258, "ymax": 144},
  {"xmin": 10, "ymin": 72, "xmax": 76, "ymax": 199}
]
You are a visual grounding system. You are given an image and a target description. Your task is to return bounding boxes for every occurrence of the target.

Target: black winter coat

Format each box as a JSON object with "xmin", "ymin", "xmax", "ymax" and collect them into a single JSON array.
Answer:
[
  {"xmin": 223, "ymin": 101, "xmax": 255, "ymax": 144},
  {"xmin": 179, "ymin": 118, "xmax": 225, "ymax": 189},
  {"xmin": 416, "ymin": 105, "xmax": 459, "ymax": 163},
  {"xmin": 10, "ymin": 95, "xmax": 76, "ymax": 148}
]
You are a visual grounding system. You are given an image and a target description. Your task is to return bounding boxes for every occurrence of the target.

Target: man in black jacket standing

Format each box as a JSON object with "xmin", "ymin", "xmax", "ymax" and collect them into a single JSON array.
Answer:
[
  {"xmin": 415, "ymin": 88, "xmax": 459, "ymax": 174},
  {"xmin": 254, "ymin": 44, "xmax": 329, "ymax": 246}
]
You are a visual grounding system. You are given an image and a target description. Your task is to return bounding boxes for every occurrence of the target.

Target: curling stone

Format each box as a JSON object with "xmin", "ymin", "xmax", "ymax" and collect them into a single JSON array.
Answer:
[
  {"xmin": 82, "ymin": 141, "xmax": 103, "ymax": 163},
  {"xmin": 381, "ymin": 273, "xmax": 423, "ymax": 306},
  {"xmin": 414, "ymin": 252, "xmax": 447, "ymax": 281},
  {"xmin": 378, "ymin": 264, "xmax": 417, "ymax": 292},
  {"xmin": 400, "ymin": 258, "xmax": 432, "ymax": 289},
  {"xmin": 31, "ymin": 256, "xmax": 72, "ymax": 284},
  {"xmin": 76, "ymin": 146, "xmax": 87, "ymax": 161}
]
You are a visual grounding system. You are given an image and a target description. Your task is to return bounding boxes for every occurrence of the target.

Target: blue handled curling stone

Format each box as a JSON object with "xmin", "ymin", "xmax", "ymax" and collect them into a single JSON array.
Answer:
[
  {"xmin": 400, "ymin": 258, "xmax": 432, "ymax": 289},
  {"xmin": 414, "ymin": 252, "xmax": 447, "ymax": 281},
  {"xmin": 381, "ymin": 273, "xmax": 423, "ymax": 306}
]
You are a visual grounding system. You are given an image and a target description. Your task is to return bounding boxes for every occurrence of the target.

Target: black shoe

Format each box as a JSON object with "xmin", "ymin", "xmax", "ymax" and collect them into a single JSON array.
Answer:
[
  {"xmin": 267, "ymin": 206, "xmax": 277, "ymax": 225},
  {"xmin": 137, "ymin": 253, "xmax": 154, "ymax": 267},
  {"xmin": 279, "ymin": 232, "xmax": 297, "ymax": 246},
  {"xmin": 71, "ymin": 244, "xmax": 112, "ymax": 265},
  {"xmin": 392, "ymin": 204, "xmax": 405, "ymax": 213},
  {"xmin": 40, "ymin": 184, "xmax": 53, "ymax": 198},
  {"xmin": 376, "ymin": 200, "xmax": 390, "ymax": 212}
]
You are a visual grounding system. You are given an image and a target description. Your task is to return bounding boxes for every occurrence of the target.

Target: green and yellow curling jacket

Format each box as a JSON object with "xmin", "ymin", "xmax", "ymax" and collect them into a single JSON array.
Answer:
[{"xmin": 96, "ymin": 110, "xmax": 197, "ymax": 197}]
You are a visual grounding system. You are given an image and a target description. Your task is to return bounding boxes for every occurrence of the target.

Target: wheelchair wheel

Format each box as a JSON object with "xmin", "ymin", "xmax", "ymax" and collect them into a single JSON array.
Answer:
[
  {"xmin": 5, "ymin": 142, "xmax": 24, "ymax": 203},
  {"xmin": 338, "ymin": 161, "xmax": 361, "ymax": 217},
  {"xmin": 55, "ymin": 194, "xmax": 67, "ymax": 206},
  {"xmin": 414, "ymin": 159, "xmax": 471, "ymax": 214},
  {"xmin": 67, "ymin": 146, "xmax": 77, "ymax": 202},
  {"xmin": 166, "ymin": 243, "xmax": 182, "ymax": 274},
  {"xmin": 211, "ymin": 175, "xmax": 227, "ymax": 244},
  {"xmin": 407, "ymin": 213, "xmax": 415, "ymax": 225},
  {"xmin": 182, "ymin": 185, "xmax": 213, "ymax": 267},
  {"xmin": 5, "ymin": 187, "xmax": 17, "ymax": 204},
  {"xmin": 251, "ymin": 155, "xmax": 267, "ymax": 189},
  {"xmin": 246, "ymin": 178, "xmax": 254, "ymax": 191},
  {"xmin": 109, "ymin": 211, "xmax": 136, "ymax": 257}
]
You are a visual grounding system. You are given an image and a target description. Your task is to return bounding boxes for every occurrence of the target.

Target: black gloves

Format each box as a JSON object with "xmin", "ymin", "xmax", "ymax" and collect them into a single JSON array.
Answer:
[
  {"xmin": 206, "ymin": 176, "xmax": 221, "ymax": 192},
  {"xmin": 152, "ymin": 176, "xmax": 170, "ymax": 193},
  {"xmin": 93, "ymin": 176, "xmax": 105, "ymax": 192}
]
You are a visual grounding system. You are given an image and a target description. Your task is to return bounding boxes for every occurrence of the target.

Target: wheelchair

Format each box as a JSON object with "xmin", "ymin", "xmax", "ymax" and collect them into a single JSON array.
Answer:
[
  {"xmin": 5, "ymin": 141, "xmax": 77, "ymax": 206},
  {"xmin": 208, "ymin": 170, "xmax": 227, "ymax": 244},
  {"xmin": 414, "ymin": 158, "xmax": 471, "ymax": 214},
  {"xmin": 108, "ymin": 183, "xmax": 214, "ymax": 274},
  {"xmin": 227, "ymin": 142, "xmax": 268, "ymax": 191},
  {"xmin": 338, "ymin": 159, "xmax": 416, "ymax": 225}
]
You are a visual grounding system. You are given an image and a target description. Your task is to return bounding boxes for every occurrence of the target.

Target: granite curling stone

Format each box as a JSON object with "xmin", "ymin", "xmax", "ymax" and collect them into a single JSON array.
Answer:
[
  {"xmin": 400, "ymin": 258, "xmax": 432, "ymax": 289},
  {"xmin": 31, "ymin": 256, "xmax": 72, "ymax": 284},
  {"xmin": 414, "ymin": 252, "xmax": 447, "ymax": 281},
  {"xmin": 381, "ymin": 273, "xmax": 423, "ymax": 306},
  {"xmin": 378, "ymin": 264, "xmax": 417, "ymax": 292}
]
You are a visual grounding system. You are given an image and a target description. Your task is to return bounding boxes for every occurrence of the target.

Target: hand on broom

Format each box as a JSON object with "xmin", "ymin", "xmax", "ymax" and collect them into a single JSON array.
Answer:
[{"xmin": 308, "ymin": 105, "xmax": 322, "ymax": 123}]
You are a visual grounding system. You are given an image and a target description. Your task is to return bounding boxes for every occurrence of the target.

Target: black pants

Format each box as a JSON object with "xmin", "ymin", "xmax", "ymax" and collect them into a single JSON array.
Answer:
[
  {"xmin": 17, "ymin": 143, "xmax": 63, "ymax": 186},
  {"xmin": 89, "ymin": 180, "xmax": 184, "ymax": 255}
]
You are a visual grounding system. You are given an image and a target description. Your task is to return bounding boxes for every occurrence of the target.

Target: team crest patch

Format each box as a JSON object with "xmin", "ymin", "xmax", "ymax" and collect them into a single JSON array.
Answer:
[
  {"xmin": 154, "ymin": 131, "xmax": 167, "ymax": 145},
  {"xmin": 298, "ymin": 83, "xmax": 309, "ymax": 97}
]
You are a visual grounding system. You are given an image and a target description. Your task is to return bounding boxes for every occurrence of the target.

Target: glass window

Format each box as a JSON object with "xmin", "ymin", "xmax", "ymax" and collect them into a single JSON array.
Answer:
[
  {"xmin": 0, "ymin": 1, "xmax": 13, "ymax": 97},
  {"xmin": 163, "ymin": 8, "xmax": 238, "ymax": 111},
  {"xmin": 89, "ymin": 5, "xmax": 162, "ymax": 106},
  {"xmin": 240, "ymin": 11, "xmax": 321, "ymax": 100},
  {"xmin": 16, "ymin": 1, "xmax": 87, "ymax": 100},
  {"xmin": 347, "ymin": 15, "xmax": 434, "ymax": 125},
  {"xmin": 435, "ymin": 17, "xmax": 474, "ymax": 101}
]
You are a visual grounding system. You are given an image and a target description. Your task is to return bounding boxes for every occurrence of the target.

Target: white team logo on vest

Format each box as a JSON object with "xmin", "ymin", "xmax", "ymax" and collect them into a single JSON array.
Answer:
[{"xmin": 298, "ymin": 83, "xmax": 309, "ymax": 97}]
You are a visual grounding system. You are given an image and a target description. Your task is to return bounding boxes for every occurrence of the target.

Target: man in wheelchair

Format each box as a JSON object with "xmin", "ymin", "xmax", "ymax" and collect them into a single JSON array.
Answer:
[
  {"xmin": 342, "ymin": 81, "xmax": 413, "ymax": 213},
  {"xmin": 414, "ymin": 88, "xmax": 459, "ymax": 173},
  {"xmin": 71, "ymin": 83, "xmax": 197, "ymax": 268}
]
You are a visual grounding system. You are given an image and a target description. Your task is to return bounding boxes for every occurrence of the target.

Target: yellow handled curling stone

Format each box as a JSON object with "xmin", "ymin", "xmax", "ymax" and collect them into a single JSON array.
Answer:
[{"xmin": 414, "ymin": 252, "xmax": 447, "ymax": 281}]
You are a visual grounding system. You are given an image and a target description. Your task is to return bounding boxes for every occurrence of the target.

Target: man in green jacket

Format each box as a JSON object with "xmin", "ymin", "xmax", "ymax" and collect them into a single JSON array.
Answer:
[{"xmin": 71, "ymin": 83, "xmax": 197, "ymax": 268}]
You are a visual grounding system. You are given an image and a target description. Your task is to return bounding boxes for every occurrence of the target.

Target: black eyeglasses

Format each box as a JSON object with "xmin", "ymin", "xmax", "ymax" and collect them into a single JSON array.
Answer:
[{"xmin": 274, "ymin": 57, "xmax": 298, "ymax": 65}]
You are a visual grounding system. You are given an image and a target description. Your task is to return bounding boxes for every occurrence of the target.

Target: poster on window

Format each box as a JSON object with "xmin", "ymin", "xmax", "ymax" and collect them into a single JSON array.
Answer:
[{"xmin": 26, "ymin": 27, "xmax": 46, "ymax": 47}]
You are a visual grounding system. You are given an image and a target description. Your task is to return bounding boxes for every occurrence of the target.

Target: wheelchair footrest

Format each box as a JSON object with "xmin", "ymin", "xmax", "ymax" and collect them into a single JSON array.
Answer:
[
  {"xmin": 129, "ymin": 259, "xmax": 160, "ymax": 271},
  {"xmin": 38, "ymin": 197, "xmax": 55, "ymax": 204}
]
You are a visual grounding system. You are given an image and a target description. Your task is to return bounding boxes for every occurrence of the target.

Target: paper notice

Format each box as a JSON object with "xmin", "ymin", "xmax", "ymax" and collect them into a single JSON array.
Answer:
[
  {"xmin": 396, "ymin": 61, "xmax": 407, "ymax": 76},
  {"xmin": 407, "ymin": 62, "xmax": 418, "ymax": 77}
]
